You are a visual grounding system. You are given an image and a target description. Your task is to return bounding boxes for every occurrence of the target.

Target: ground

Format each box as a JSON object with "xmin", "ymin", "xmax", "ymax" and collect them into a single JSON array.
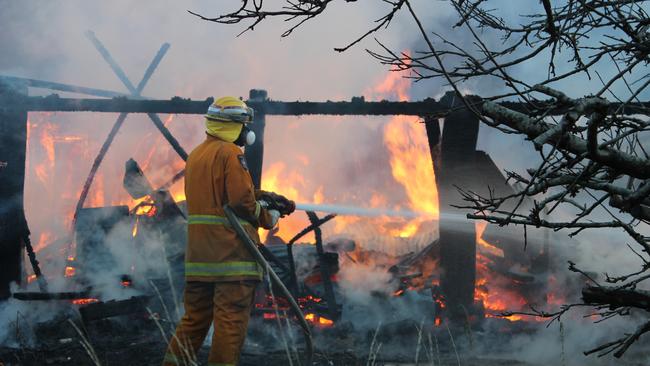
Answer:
[{"xmin": 2, "ymin": 315, "xmax": 649, "ymax": 366}]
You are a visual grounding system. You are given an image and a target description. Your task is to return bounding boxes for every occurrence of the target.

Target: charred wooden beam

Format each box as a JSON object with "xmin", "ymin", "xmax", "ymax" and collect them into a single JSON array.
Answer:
[
  {"xmin": 5, "ymin": 94, "xmax": 650, "ymax": 116},
  {"xmin": 307, "ymin": 211, "xmax": 340, "ymax": 321},
  {"xmin": 0, "ymin": 80, "xmax": 28, "ymax": 300},
  {"xmin": 288, "ymin": 213, "xmax": 336, "ymax": 245},
  {"xmin": 6, "ymin": 95, "xmax": 451, "ymax": 115},
  {"xmin": 8, "ymin": 95, "xmax": 445, "ymax": 115},
  {"xmin": 84, "ymin": 32, "xmax": 187, "ymax": 162},
  {"xmin": 73, "ymin": 113, "xmax": 129, "ymax": 224},
  {"xmin": 245, "ymin": 89, "xmax": 267, "ymax": 188},
  {"xmin": 79, "ymin": 295, "xmax": 150, "ymax": 322},
  {"xmin": 123, "ymin": 159, "xmax": 154, "ymax": 199},
  {"xmin": 12, "ymin": 289, "xmax": 91, "ymax": 301},
  {"xmin": 0, "ymin": 75, "xmax": 133, "ymax": 99},
  {"xmin": 437, "ymin": 93, "xmax": 480, "ymax": 318},
  {"xmin": 73, "ymin": 36, "xmax": 183, "ymax": 236},
  {"xmin": 423, "ymin": 115, "xmax": 441, "ymax": 173}
]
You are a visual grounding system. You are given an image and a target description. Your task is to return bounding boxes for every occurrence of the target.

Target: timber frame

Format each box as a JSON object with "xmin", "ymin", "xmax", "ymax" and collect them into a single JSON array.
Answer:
[{"xmin": 4, "ymin": 31, "xmax": 646, "ymax": 315}]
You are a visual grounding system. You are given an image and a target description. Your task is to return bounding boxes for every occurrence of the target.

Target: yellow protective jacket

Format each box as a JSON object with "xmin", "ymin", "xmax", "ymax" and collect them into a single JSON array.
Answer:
[{"xmin": 184, "ymin": 134, "xmax": 274, "ymax": 282}]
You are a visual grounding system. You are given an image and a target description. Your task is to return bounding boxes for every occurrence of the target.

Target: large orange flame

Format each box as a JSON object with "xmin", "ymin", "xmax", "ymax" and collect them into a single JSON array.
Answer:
[
  {"xmin": 259, "ymin": 57, "xmax": 439, "ymax": 245},
  {"xmin": 368, "ymin": 54, "xmax": 439, "ymax": 238}
]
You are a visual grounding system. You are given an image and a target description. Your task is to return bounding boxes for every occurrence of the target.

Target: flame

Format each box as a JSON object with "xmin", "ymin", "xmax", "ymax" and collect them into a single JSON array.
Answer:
[
  {"xmin": 546, "ymin": 275, "xmax": 566, "ymax": 306},
  {"xmin": 260, "ymin": 162, "xmax": 322, "ymax": 242},
  {"xmin": 33, "ymin": 121, "xmax": 57, "ymax": 187},
  {"xmin": 372, "ymin": 54, "xmax": 439, "ymax": 238},
  {"xmin": 87, "ymin": 172, "xmax": 105, "ymax": 207},
  {"xmin": 364, "ymin": 65, "xmax": 411, "ymax": 102},
  {"xmin": 72, "ymin": 298, "xmax": 100, "ymax": 305},
  {"xmin": 135, "ymin": 202, "xmax": 157, "ymax": 217},
  {"xmin": 64, "ymin": 266, "xmax": 76, "ymax": 278},
  {"xmin": 383, "ymin": 117, "xmax": 438, "ymax": 218},
  {"xmin": 171, "ymin": 188, "xmax": 186, "ymax": 203},
  {"xmin": 474, "ymin": 276, "xmax": 526, "ymax": 321},
  {"xmin": 64, "ymin": 254, "xmax": 77, "ymax": 278},
  {"xmin": 476, "ymin": 222, "xmax": 504, "ymax": 258},
  {"xmin": 258, "ymin": 52, "xmax": 439, "ymax": 246},
  {"xmin": 132, "ymin": 216, "xmax": 139, "ymax": 237},
  {"xmin": 22, "ymin": 111, "xmax": 198, "ymax": 303},
  {"xmin": 473, "ymin": 226, "xmax": 540, "ymax": 322},
  {"xmin": 317, "ymin": 316, "xmax": 334, "ymax": 327},
  {"xmin": 304, "ymin": 313, "xmax": 334, "ymax": 328},
  {"xmin": 34, "ymin": 232, "xmax": 54, "ymax": 253}
]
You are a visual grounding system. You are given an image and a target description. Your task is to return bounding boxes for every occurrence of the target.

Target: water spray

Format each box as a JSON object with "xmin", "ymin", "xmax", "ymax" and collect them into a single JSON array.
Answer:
[
  {"xmin": 296, "ymin": 202, "xmax": 423, "ymax": 218},
  {"xmin": 295, "ymin": 202, "xmax": 470, "ymax": 222}
]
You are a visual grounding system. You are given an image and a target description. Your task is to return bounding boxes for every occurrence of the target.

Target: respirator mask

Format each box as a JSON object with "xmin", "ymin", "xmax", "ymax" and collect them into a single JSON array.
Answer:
[{"xmin": 235, "ymin": 125, "xmax": 256, "ymax": 147}]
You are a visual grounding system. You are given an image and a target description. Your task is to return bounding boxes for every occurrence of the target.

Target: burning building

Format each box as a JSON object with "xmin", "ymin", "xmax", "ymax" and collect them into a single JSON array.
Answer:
[{"xmin": 0, "ymin": 31, "xmax": 573, "ymax": 365}]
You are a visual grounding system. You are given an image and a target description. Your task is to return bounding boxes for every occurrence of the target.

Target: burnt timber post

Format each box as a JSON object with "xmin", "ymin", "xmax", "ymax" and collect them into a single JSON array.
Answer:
[
  {"xmin": 423, "ymin": 115, "xmax": 441, "ymax": 173},
  {"xmin": 0, "ymin": 80, "xmax": 28, "ymax": 300},
  {"xmin": 246, "ymin": 89, "xmax": 267, "ymax": 189},
  {"xmin": 435, "ymin": 93, "xmax": 479, "ymax": 318}
]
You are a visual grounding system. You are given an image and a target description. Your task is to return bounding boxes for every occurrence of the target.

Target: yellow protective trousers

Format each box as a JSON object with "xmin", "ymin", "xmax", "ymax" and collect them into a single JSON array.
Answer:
[{"xmin": 162, "ymin": 281, "xmax": 256, "ymax": 366}]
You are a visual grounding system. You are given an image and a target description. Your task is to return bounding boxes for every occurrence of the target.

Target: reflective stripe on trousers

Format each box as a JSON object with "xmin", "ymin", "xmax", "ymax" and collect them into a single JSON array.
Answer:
[
  {"xmin": 187, "ymin": 214, "xmax": 251, "ymax": 226},
  {"xmin": 185, "ymin": 214, "xmax": 261, "ymax": 279}
]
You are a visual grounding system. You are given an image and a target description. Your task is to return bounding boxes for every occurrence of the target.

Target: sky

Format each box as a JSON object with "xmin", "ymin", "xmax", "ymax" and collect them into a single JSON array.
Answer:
[{"xmin": 0, "ymin": 1, "xmax": 411, "ymax": 100}]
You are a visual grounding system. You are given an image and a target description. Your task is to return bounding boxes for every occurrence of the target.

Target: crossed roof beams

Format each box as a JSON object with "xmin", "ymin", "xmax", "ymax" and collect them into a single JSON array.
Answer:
[{"xmin": 73, "ymin": 31, "xmax": 187, "ymax": 224}]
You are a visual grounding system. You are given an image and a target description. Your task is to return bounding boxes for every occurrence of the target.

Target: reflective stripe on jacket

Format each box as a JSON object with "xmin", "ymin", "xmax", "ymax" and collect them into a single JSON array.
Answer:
[
  {"xmin": 184, "ymin": 135, "xmax": 274, "ymax": 282},
  {"xmin": 184, "ymin": 261, "xmax": 262, "ymax": 279}
]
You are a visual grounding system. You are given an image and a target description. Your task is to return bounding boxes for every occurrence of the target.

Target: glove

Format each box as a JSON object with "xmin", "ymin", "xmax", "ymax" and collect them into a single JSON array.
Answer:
[
  {"xmin": 259, "ymin": 192, "xmax": 296, "ymax": 216},
  {"xmin": 279, "ymin": 197, "xmax": 296, "ymax": 216}
]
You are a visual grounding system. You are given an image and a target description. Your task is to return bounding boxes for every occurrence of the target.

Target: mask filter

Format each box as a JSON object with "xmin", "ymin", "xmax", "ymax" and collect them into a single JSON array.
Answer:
[{"xmin": 245, "ymin": 129, "xmax": 256, "ymax": 146}]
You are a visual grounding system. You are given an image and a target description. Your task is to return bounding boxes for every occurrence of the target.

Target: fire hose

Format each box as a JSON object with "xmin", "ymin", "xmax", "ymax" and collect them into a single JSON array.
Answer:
[{"xmin": 222, "ymin": 205, "xmax": 314, "ymax": 366}]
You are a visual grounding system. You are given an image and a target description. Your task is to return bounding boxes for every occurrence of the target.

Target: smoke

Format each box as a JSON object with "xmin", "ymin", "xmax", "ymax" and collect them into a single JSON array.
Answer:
[
  {"xmin": 0, "ymin": 1, "xmax": 409, "ymax": 100},
  {"xmin": 474, "ymin": 312, "xmax": 650, "ymax": 365},
  {"xmin": 0, "ymin": 286, "xmax": 74, "ymax": 348}
]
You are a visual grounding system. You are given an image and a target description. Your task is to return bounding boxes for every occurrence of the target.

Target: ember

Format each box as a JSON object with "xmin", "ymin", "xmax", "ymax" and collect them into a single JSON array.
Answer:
[
  {"xmin": 64, "ymin": 266, "xmax": 76, "ymax": 278},
  {"xmin": 304, "ymin": 313, "xmax": 334, "ymax": 327},
  {"xmin": 72, "ymin": 298, "xmax": 100, "ymax": 305}
]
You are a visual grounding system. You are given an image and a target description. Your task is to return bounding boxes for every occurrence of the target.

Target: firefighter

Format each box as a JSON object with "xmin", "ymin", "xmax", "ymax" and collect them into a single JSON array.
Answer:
[{"xmin": 163, "ymin": 96, "xmax": 295, "ymax": 366}]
